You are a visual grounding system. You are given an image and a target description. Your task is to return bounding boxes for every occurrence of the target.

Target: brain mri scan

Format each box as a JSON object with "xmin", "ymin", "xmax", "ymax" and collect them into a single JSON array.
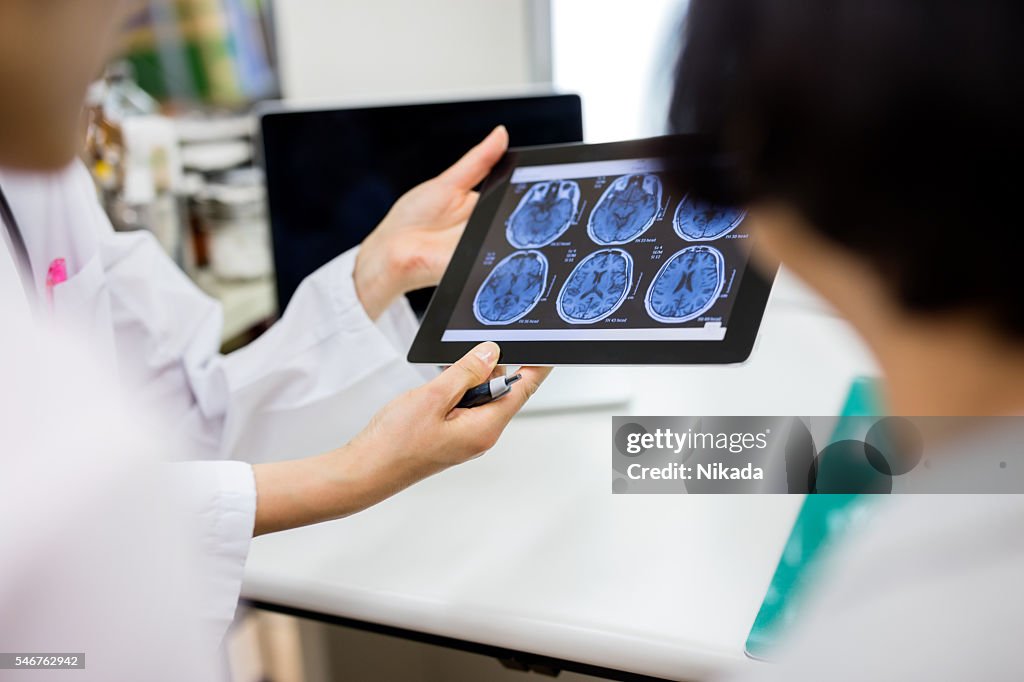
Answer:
[
  {"xmin": 556, "ymin": 248, "xmax": 633, "ymax": 324},
  {"xmin": 473, "ymin": 250, "xmax": 548, "ymax": 325},
  {"xmin": 587, "ymin": 174, "xmax": 663, "ymax": 245},
  {"xmin": 506, "ymin": 180, "xmax": 580, "ymax": 248},
  {"xmin": 645, "ymin": 245, "xmax": 725, "ymax": 323},
  {"xmin": 673, "ymin": 194, "xmax": 746, "ymax": 241}
]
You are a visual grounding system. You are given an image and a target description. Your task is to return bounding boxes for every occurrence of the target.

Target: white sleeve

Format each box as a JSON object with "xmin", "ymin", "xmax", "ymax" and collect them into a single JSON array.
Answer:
[
  {"xmin": 100, "ymin": 222, "xmax": 435, "ymax": 463},
  {"xmin": 170, "ymin": 460, "xmax": 257, "ymax": 636}
]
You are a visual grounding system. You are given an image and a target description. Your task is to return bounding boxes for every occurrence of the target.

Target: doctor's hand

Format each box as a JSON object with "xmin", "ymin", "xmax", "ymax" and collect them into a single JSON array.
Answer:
[
  {"xmin": 352, "ymin": 341, "xmax": 551, "ymax": 469},
  {"xmin": 354, "ymin": 126, "xmax": 509, "ymax": 319},
  {"xmin": 252, "ymin": 342, "xmax": 551, "ymax": 535}
]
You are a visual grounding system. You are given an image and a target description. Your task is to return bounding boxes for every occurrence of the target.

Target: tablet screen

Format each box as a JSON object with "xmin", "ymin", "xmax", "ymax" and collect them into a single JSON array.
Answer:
[{"xmin": 441, "ymin": 157, "xmax": 753, "ymax": 343}]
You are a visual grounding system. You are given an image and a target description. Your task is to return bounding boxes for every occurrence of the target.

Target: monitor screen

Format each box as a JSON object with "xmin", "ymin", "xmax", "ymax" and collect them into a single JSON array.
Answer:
[{"xmin": 259, "ymin": 94, "xmax": 584, "ymax": 313}]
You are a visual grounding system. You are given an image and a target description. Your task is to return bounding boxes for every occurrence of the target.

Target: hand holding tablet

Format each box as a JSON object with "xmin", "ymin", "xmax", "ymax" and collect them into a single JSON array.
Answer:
[{"xmin": 410, "ymin": 136, "xmax": 777, "ymax": 365}]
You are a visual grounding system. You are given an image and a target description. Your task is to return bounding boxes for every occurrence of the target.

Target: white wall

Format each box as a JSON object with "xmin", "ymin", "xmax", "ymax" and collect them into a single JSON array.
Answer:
[
  {"xmin": 273, "ymin": 0, "xmax": 689, "ymax": 138},
  {"xmin": 274, "ymin": 0, "xmax": 547, "ymax": 103},
  {"xmin": 551, "ymin": 0, "xmax": 687, "ymax": 142}
]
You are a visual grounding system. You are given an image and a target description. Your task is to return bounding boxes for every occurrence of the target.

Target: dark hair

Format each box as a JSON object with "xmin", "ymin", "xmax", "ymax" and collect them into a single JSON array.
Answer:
[{"xmin": 670, "ymin": 0, "xmax": 1024, "ymax": 336}]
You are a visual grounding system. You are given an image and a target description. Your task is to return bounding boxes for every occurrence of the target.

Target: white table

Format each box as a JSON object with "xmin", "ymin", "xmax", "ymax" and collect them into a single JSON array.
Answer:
[{"xmin": 241, "ymin": 291, "xmax": 878, "ymax": 681}]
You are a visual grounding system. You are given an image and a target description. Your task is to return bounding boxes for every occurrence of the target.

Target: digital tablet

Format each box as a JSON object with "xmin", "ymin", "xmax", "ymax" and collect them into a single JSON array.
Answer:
[{"xmin": 408, "ymin": 136, "xmax": 776, "ymax": 365}]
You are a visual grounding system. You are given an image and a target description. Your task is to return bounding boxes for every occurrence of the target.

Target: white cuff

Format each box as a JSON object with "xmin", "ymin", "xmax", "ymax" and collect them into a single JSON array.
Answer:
[
  {"xmin": 315, "ymin": 246, "xmax": 436, "ymax": 382},
  {"xmin": 172, "ymin": 460, "xmax": 256, "ymax": 640},
  {"xmin": 315, "ymin": 245, "xmax": 419, "ymax": 351}
]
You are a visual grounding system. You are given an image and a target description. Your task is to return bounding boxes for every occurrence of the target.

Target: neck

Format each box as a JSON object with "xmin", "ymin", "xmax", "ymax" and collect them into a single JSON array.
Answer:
[{"xmin": 875, "ymin": 318, "xmax": 1024, "ymax": 416}]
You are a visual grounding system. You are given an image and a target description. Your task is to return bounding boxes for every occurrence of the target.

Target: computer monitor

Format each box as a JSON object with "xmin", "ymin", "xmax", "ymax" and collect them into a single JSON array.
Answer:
[{"xmin": 259, "ymin": 94, "xmax": 584, "ymax": 313}]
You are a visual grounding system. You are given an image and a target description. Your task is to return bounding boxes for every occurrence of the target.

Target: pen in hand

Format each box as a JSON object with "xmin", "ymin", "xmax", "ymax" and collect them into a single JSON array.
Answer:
[{"xmin": 456, "ymin": 373, "xmax": 522, "ymax": 408}]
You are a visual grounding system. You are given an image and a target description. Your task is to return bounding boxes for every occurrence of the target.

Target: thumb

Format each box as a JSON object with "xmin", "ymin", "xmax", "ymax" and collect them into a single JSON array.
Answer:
[
  {"xmin": 438, "ymin": 125, "xmax": 509, "ymax": 191},
  {"xmin": 429, "ymin": 341, "xmax": 501, "ymax": 411}
]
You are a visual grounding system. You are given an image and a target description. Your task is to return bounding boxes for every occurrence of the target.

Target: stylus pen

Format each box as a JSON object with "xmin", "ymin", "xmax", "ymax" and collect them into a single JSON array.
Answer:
[{"xmin": 456, "ymin": 373, "xmax": 522, "ymax": 408}]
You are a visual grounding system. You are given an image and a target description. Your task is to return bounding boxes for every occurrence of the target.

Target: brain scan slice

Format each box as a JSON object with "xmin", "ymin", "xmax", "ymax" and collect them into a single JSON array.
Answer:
[
  {"xmin": 673, "ymin": 194, "xmax": 746, "ymax": 241},
  {"xmin": 506, "ymin": 180, "xmax": 580, "ymax": 248},
  {"xmin": 473, "ymin": 250, "xmax": 548, "ymax": 325},
  {"xmin": 587, "ymin": 174, "xmax": 663, "ymax": 245},
  {"xmin": 556, "ymin": 248, "xmax": 633, "ymax": 324},
  {"xmin": 645, "ymin": 246, "xmax": 725, "ymax": 323}
]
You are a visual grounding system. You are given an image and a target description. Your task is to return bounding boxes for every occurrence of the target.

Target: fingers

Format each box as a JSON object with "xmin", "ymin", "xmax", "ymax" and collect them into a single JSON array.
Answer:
[
  {"xmin": 450, "ymin": 190, "xmax": 480, "ymax": 223},
  {"xmin": 456, "ymin": 366, "xmax": 552, "ymax": 425},
  {"xmin": 443, "ymin": 366, "xmax": 551, "ymax": 453},
  {"xmin": 438, "ymin": 125, "xmax": 509, "ymax": 191},
  {"xmin": 428, "ymin": 341, "xmax": 501, "ymax": 411},
  {"xmin": 412, "ymin": 225, "xmax": 464, "ymax": 288},
  {"xmin": 488, "ymin": 366, "xmax": 552, "ymax": 418}
]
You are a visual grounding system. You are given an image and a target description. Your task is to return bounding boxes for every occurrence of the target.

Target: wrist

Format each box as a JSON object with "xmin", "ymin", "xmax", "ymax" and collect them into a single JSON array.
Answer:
[
  {"xmin": 353, "ymin": 240, "xmax": 398, "ymax": 320},
  {"xmin": 334, "ymin": 432, "xmax": 447, "ymax": 491},
  {"xmin": 319, "ymin": 439, "xmax": 445, "ymax": 520},
  {"xmin": 252, "ymin": 441, "xmax": 443, "ymax": 536}
]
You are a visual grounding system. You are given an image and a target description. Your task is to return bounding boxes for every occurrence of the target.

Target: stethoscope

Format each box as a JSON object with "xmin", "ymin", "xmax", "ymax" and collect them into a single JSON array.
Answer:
[{"xmin": 0, "ymin": 183, "xmax": 37, "ymax": 301}]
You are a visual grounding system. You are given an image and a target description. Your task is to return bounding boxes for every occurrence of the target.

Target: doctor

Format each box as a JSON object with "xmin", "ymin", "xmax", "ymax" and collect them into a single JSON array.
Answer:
[
  {"xmin": 0, "ymin": 0, "xmax": 549, "ymax": 654},
  {"xmin": 0, "ymin": 127, "xmax": 508, "ymax": 461}
]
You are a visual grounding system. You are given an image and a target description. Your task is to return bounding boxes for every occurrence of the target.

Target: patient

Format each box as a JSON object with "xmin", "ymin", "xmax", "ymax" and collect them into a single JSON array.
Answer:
[{"xmin": 670, "ymin": 0, "xmax": 1024, "ymax": 678}]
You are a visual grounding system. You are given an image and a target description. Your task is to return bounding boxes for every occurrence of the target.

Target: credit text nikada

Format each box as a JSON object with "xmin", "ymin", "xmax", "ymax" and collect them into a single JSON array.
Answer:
[{"xmin": 625, "ymin": 462, "xmax": 764, "ymax": 480}]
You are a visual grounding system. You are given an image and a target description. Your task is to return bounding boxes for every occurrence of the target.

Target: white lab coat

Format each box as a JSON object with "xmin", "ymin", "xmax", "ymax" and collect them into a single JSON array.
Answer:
[
  {"xmin": 0, "ymin": 325, "xmax": 224, "ymax": 681},
  {"xmin": 730, "ymin": 494, "xmax": 1024, "ymax": 682},
  {"xmin": 0, "ymin": 161, "xmax": 434, "ymax": 641}
]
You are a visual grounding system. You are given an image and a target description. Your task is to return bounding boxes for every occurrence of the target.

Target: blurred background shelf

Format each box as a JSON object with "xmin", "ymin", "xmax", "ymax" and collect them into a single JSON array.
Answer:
[{"xmin": 193, "ymin": 268, "xmax": 276, "ymax": 346}]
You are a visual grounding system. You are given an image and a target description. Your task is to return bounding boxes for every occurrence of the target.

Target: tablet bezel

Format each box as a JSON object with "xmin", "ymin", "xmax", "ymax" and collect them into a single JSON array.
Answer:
[{"xmin": 408, "ymin": 136, "xmax": 777, "ymax": 365}]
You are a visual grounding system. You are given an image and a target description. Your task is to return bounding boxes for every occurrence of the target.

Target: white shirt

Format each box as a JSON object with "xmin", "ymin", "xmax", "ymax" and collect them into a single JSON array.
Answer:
[
  {"xmin": 0, "ymin": 161, "xmax": 433, "ymax": 643},
  {"xmin": 733, "ymin": 494, "xmax": 1024, "ymax": 681}
]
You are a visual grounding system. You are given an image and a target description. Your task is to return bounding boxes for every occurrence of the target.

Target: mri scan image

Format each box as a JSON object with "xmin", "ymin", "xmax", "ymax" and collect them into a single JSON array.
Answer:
[
  {"xmin": 506, "ymin": 180, "xmax": 580, "ymax": 248},
  {"xmin": 556, "ymin": 248, "xmax": 633, "ymax": 324},
  {"xmin": 673, "ymin": 194, "xmax": 746, "ymax": 241},
  {"xmin": 645, "ymin": 245, "xmax": 725, "ymax": 323},
  {"xmin": 473, "ymin": 250, "xmax": 548, "ymax": 325},
  {"xmin": 587, "ymin": 174, "xmax": 663, "ymax": 245}
]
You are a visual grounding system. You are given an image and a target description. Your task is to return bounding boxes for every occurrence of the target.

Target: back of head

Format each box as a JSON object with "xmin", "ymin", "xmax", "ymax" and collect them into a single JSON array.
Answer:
[{"xmin": 670, "ymin": 0, "xmax": 1024, "ymax": 337}]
